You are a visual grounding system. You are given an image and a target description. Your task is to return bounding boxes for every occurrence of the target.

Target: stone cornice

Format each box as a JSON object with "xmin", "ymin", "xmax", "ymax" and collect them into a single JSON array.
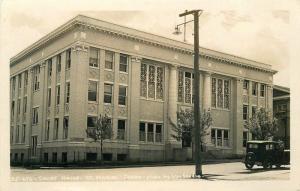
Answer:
[{"xmin": 10, "ymin": 15, "xmax": 277, "ymax": 75}]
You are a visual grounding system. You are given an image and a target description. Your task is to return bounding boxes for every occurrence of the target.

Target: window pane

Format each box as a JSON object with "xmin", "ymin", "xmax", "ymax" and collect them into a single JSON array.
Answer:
[
  {"xmin": 105, "ymin": 51, "xmax": 113, "ymax": 69},
  {"xmin": 104, "ymin": 84, "xmax": 112, "ymax": 103},
  {"xmin": 147, "ymin": 123, "xmax": 154, "ymax": 142},
  {"xmin": 140, "ymin": 63, "xmax": 147, "ymax": 97},
  {"xmin": 148, "ymin": 65, "xmax": 155, "ymax": 99},
  {"xmin": 87, "ymin": 117, "xmax": 97, "ymax": 127},
  {"xmin": 139, "ymin": 123, "xmax": 146, "ymax": 141},
  {"xmin": 88, "ymin": 81, "xmax": 97, "ymax": 101},
  {"xmin": 119, "ymin": 54, "xmax": 128, "ymax": 72},
  {"xmin": 156, "ymin": 67, "xmax": 164, "ymax": 100},
  {"xmin": 119, "ymin": 86, "xmax": 126, "ymax": 105}
]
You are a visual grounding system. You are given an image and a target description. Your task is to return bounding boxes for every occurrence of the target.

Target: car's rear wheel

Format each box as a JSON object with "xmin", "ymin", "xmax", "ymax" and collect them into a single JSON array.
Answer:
[
  {"xmin": 275, "ymin": 164, "xmax": 281, "ymax": 168},
  {"xmin": 245, "ymin": 162, "xmax": 254, "ymax": 169},
  {"xmin": 263, "ymin": 159, "xmax": 272, "ymax": 169}
]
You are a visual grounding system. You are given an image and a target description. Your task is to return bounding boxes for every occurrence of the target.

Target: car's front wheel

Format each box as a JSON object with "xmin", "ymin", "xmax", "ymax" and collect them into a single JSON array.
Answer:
[{"xmin": 245, "ymin": 153, "xmax": 255, "ymax": 170}]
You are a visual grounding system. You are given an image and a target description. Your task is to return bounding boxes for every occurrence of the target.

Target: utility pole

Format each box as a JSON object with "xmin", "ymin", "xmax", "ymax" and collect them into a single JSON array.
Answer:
[{"xmin": 179, "ymin": 9, "xmax": 203, "ymax": 177}]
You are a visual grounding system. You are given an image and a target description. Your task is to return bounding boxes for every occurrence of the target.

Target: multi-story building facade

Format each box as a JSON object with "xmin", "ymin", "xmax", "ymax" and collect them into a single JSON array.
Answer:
[
  {"xmin": 10, "ymin": 15, "xmax": 276, "ymax": 164},
  {"xmin": 273, "ymin": 85, "xmax": 290, "ymax": 149}
]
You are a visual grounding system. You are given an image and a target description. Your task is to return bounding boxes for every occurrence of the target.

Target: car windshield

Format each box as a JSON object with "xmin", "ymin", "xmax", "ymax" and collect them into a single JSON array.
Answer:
[{"xmin": 248, "ymin": 143, "xmax": 258, "ymax": 149}]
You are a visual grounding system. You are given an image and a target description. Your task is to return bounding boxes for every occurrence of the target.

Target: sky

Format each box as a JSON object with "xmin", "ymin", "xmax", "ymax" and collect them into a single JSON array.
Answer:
[{"xmin": 0, "ymin": 0, "xmax": 296, "ymax": 88}]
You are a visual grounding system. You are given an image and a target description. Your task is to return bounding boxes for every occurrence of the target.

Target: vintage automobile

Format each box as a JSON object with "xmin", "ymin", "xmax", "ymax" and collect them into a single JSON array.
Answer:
[{"xmin": 244, "ymin": 140, "xmax": 290, "ymax": 169}]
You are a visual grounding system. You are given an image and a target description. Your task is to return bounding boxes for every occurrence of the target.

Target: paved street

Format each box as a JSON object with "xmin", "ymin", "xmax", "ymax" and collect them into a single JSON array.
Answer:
[{"xmin": 10, "ymin": 162, "xmax": 290, "ymax": 181}]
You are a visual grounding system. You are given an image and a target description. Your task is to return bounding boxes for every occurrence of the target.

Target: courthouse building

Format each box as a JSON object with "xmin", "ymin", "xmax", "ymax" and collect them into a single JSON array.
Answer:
[{"xmin": 10, "ymin": 15, "xmax": 276, "ymax": 164}]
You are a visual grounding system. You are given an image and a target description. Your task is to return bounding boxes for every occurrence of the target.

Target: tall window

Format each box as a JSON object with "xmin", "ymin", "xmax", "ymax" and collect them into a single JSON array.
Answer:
[
  {"xmin": 147, "ymin": 123, "xmax": 154, "ymax": 142},
  {"xmin": 117, "ymin": 119, "xmax": 125, "ymax": 140},
  {"xmin": 104, "ymin": 84, "xmax": 113, "ymax": 104},
  {"xmin": 243, "ymin": 131, "xmax": 248, "ymax": 147},
  {"xmin": 139, "ymin": 123, "xmax": 146, "ymax": 141},
  {"xmin": 105, "ymin": 51, "xmax": 114, "ymax": 70},
  {"xmin": 211, "ymin": 78, "xmax": 230, "ymax": 109},
  {"xmin": 31, "ymin": 136, "xmax": 37, "ymax": 156},
  {"xmin": 18, "ymin": 74, "xmax": 22, "ymax": 89},
  {"xmin": 56, "ymin": 85, "xmax": 60, "ymax": 105},
  {"xmin": 57, "ymin": 54, "xmax": 61, "ymax": 73},
  {"xmin": 88, "ymin": 81, "xmax": 97, "ymax": 102},
  {"xmin": 118, "ymin": 86, "xmax": 127, "ymax": 106},
  {"xmin": 24, "ymin": 71, "xmax": 28, "ymax": 92},
  {"xmin": 21, "ymin": 124, "xmax": 26, "ymax": 143},
  {"xmin": 155, "ymin": 124, "xmax": 162, "ymax": 143},
  {"xmin": 252, "ymin": 106, "xmax": 257, "ymax": 117},
  {"xmin": 252, "ymin": 82, "xmax": 258, "ymax": 96},
  {"xmin": 12, "ymin": 77, "xmax": 16, "ymax": 97},
  {"xmin": 243, "ymin": 105, "xmax": 248, "ymax": 120},
  {"xmin": 260, "ymin": 84, "xmax": 265, "ymax": 97},
  {"xmin": 243, "ymin": 80, "xmax": 249, "ymax": 95},
  {"xmin": 17, "ymin": 99, "xmax": 21, "ymax": 115},
  {"xmin": 16, "ymin": 125, "xmax": 19, "ymax": 143},
  {"xmin": 119, "ymin": 54, "xmax": 128, "ymax": 72},
  {"xmin": 63, "ymin": 117, "xmax": 69, "ymax": 139},
  {"xmin": 45, "ymin": 120, "xmax": 50, "ymax": 141},
  {"xmin": 139, "ymin": 122, "xmax": 163, "ymax": 143},
  {"xmin": 11, "ymin": 101, "xmax": 15, "ymax": 121},
  {"xmin": 53, "ymin": 118, "xmax": 59, "ymax": 140},
  {"xmin": 89, "ymin": 47, "xmax": 99, "ymax": 68},
  {"xmin": 211, "ymin": 128, "xmax": 229, "ymax": 147},
  {"xmin": 140, "ymin": 63, "xmax": 164, "ymax": 100},
  {"xmin": 47, "ymin": 88, "xmax": 51, "ymax": 107},
  {"xmin": 33, "ymin": 66, "xmax": 40, "ymax": 91},
  {"xmin": 65, "ymin": 82, "xmax": 70, "ymax": 103},
  {"xmin": 10, "ymin": 126, "xmax": 14, "ymax": 144},
  {"xmin": 87, "ymin": 116, "xmax": 97, "ymax": 138},
  {"xmin": 32, "ymin": 107, "xmax": 38, "ymax": 125},
  {"xmin": 48, "ymin": 59, "xmax": 52, "ymax": 77},
  {"xmin": 23, "ymin": 96, "xmax": 27, "ymax": 114},
  {"xmin": 66, "ymin": 49, "xmax": 71, "ymax": 70}
]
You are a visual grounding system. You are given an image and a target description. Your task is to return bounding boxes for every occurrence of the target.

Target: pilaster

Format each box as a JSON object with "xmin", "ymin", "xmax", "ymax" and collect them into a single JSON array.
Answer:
[
  {"xmin": 233, "ymin": 77, "xmax": 244, "ymax": 155},
  {"xmin": 128, "ymin": 56, "xmax": 142, "ymax": 161},
  {"xmin": 69, "ymin": 42, "xmax": 89, "ymax": 139}
]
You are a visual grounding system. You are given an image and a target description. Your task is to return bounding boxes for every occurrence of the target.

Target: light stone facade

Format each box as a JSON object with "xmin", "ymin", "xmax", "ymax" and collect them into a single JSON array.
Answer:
[{"xmin": 10, "ymin": 15, "xmax": 276, "ymax": 164}]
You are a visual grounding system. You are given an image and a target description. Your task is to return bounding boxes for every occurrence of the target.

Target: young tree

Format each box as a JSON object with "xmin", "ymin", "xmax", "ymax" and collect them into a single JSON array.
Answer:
[
  {"xmin": 245, "ymin": 108, "xmax": 278, "ymax": 140},
  {"xmin": 86, "ymin": 114, "xmax": 113, "ymax": 164},
  {"xmin": 170, "ymin": 108, "xmax": 213, "ymax": 151}
]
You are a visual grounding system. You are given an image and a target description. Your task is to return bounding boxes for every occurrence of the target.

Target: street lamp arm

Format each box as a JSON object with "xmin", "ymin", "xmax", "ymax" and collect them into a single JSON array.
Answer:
[{"xmin": 179, "ymin": 9, "xmax": 203, "ymax": 17}]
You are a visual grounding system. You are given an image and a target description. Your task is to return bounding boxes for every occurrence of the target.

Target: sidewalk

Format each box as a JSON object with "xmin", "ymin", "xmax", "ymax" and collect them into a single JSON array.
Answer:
[{"xmin": 19, "ymin": 158, "xmax": 243, "ymax": 170}]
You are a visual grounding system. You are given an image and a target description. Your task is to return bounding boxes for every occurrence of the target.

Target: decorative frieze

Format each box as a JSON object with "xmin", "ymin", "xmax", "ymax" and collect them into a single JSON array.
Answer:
[
  {"xmin": 118, "ymin": 106, "xmax": 127, "ymax": 117},
  {"xmin": 119, "ymin": 73, "xmax": 128, "ymax": 84},
  {"xmin": 88, "ymin": 103, "xmax": 97, "ymax": 114},
  {"xmin": 104, "ymin": 104, "xmax": 113, "ymax": 116},
  {"xmin": 72, "ymin": 42, "xmax": 88, "ymax": 52},
  {"xmin": 89, "ymin": 68, "xmax": 99, "ymax": 79},
  {"xmin": 104, "ymin": 71, "xmax": 114, "ymax": 82}
]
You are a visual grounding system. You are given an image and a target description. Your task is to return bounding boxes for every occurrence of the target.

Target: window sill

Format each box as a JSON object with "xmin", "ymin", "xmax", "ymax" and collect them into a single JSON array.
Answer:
[
  {"xmin": 138, "ymin": 142, "xmax": 164, "ymax": 145},
  {"xmin": 89, "ymin": 66, "xmax": 99, "ymax": 69},
  {"xmin": 88, "ymin": 101, "xmax": 98, "ymax": 104},
  {"xmin": 119, "ymin": 71, "xmax": 128, "ymax": 75},
  {"xmin": 211, "ymin": 146, "xmax": 232, "ymax": 150},
  {"xmin": 118, "ymin": 104, "xmax": 126, "ymax": 107},
  {"xmin": 211, "ymin": 107, "xmax": 230, "ymax": 112},
  {"xmin": 140, "ymin": 97, "xmax": 164, "ymax": 103},
  {"xmin": 104, "ymin": 69, "xmax": 114, "ymax": 72},
  {"xmin": 104, "ymin": 103, "xmax": 113, "ymax": 106}
]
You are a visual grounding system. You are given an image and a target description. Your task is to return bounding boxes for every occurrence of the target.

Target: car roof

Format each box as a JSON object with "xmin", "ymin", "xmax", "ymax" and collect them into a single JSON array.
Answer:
[{"xmin": 247, "ymin": 140, "xmax": 278, "ymax": 144}]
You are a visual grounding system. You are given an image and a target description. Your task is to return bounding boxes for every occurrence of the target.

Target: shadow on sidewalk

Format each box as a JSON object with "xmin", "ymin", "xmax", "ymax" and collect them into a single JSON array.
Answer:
[{"xmin": 235, "ymin": 166, "xmax": 290, "ymax": 174}]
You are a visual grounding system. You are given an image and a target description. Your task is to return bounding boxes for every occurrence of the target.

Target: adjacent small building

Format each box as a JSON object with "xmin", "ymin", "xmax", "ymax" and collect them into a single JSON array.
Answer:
[
  {"xmin": 273, "ymin": 85, "xmax": 290, "ymax": 149},
  {"xmin": 10, "ymin": 15, "xmax": 277, "ymax": 165}
]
